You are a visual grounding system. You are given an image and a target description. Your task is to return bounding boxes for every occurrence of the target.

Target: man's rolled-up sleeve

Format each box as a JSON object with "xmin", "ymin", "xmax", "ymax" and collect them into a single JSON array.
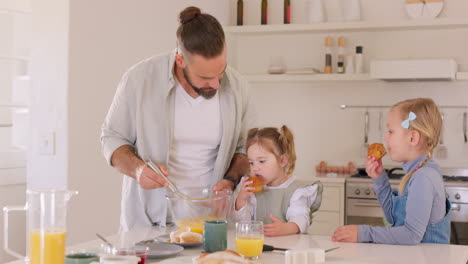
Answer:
[{"xmin": 101, "ymin": 71, "xmax": 138, "ymax": 166}]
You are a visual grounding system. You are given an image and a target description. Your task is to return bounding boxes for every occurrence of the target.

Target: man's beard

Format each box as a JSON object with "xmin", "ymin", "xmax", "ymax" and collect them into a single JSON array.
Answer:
[{"xmin": 183, "ymin": 68, "xmax": 217, "ymax": 99}]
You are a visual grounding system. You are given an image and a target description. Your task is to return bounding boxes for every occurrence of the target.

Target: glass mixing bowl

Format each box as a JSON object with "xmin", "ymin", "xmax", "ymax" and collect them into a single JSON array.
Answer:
[{"xmin": 166, "ymin": 188, "xmax": 232, "ymax": 234}]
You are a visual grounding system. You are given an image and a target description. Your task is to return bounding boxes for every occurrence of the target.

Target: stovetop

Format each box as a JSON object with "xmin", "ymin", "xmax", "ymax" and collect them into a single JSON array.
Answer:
[{"xmin": 350, "ymin": 167, "xmax": 468, "ymax": 182}]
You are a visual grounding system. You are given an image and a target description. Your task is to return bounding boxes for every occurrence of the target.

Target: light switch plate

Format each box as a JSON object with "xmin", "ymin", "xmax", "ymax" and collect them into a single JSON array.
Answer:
[{"xmin": 39, "ymin": 131, "xmax": 55, "ymax": 155}]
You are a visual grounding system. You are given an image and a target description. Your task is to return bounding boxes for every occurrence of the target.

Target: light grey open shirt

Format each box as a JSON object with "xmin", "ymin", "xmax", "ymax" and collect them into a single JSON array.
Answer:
[{"xmin": 101, "ymin": 50, "xmax": 255, "ymax": 231}]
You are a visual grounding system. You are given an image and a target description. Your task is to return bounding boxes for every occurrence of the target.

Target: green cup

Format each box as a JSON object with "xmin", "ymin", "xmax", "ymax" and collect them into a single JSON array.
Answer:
[
  {"xmin": 65, "ymin": 253, "xmax": 99, "ymax": 264},
  {"xmin": 203, "ymin": 220, "xmax": 227, "ymax": 253}
]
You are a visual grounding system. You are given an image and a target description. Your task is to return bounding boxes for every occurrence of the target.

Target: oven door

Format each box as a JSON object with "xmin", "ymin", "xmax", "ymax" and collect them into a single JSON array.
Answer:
[
  {"xmin": 451, "ymin": 202, "xmax": 468, "ymax": 245},
  {"xmin": 346, "ymin": 198, "xmax": 387, "ymax": 226}
]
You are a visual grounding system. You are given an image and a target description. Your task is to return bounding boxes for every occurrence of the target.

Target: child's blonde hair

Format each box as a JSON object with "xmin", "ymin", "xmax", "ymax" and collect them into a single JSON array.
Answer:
[
  {"xmin": 246, "ymin": 125, "xmax": 297, "ymax": 177},
  {"xmin": 392, "ymin": 98, "xmax": 442, "ymax": 194}
]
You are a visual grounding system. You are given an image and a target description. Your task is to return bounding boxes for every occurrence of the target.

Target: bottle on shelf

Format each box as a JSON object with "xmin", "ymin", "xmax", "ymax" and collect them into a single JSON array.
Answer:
[
  {"xmin": 308, "ymin": 0, "xmax": 325, "ymax": 23},
  {"xmin": 261, "ymin": 0, "xmax": 268, "ymax": 25},
  {"xmin": 341, "ymin": 0, "xmax": 361, "ymax": 21},
  {"xmin": 337, "ymin": 36, "xmax": 346, "ymax": 74},
  {"xmin": 355, "ymin": 46, "xmax": 363, "ymax": 73},
  {"xmin": 284, "ymin": 0, "xmax": 291, "ymax": 24},
  {"xmin": 345, "ymin": 55, "xmax": 355, "ymax": 75},
  {"xmin": 324, "ymin": 37, "xmax": 333, "ymax": 74},
  {"xmin": 237, "ymin": 0, "xmax": 243, "ymax": 26}
]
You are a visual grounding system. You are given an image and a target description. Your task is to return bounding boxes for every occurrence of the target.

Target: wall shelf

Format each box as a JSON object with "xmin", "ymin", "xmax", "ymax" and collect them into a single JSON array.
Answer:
[
  {"xmin": 0, "ymin": 54, "xmax": 29, "ymax": 61},
  {"xmin": 244, "ymin": 72, "xmax": 468, "ymax": 83},
  {"xmin": 224, "ymin": 17, "xmax": 468, "ymax": 34},
  {"xmin": 0, "ymin": 104, "xmax": 28, "ymax": 109},
  {"xmin": 245, "ymin": 73, "xmax": 373, "ymax": 83}
]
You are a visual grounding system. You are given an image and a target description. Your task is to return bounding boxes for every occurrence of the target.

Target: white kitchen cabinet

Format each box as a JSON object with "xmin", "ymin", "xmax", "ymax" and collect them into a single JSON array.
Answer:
[{"xmin": 308, "ymin": 178, "xmax": 345, "ymax": 236}]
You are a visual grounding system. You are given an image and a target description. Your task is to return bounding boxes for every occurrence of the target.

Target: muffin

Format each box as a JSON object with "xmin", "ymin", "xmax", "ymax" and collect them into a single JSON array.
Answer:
[
  {"xmin": 368, "ymin": 143, "xmax": 387, "ymax": 160},
  {"xmin": 249, "ymin": 176, "xmax": 264, "ymax": 193}
]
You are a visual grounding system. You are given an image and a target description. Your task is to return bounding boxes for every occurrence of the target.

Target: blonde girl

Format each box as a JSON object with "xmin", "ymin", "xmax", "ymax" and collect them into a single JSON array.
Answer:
[
  {"xmin": 234, "ymin": 125, "xmax": 322, "ymax": 237},
  {"xmin": 333, "ymin": 98, "xmax": 451, "ymax": 244}
]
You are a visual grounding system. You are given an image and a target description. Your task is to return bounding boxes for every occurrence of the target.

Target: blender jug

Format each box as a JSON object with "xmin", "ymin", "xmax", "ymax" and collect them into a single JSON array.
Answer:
[{"xmin": 3, "ymin": 189, "xmax": 78, "ymax": 264}]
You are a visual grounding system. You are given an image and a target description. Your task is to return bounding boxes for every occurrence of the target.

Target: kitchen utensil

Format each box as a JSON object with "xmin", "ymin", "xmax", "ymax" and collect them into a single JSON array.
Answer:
[
  {"xmin": 435, "ymin": 112, "xmax": 447, "ymax": 159},
  {"xmin": 144, "ymin": 159, "xmax": 189, "ymax": 200},
  {"xmin": 263, "ymin": 244, "xmax": 288, "ymax": 251},
  {"xmin": 364, "ymin": 110, "xmax": 369, "ymax": 146},
  {"xmin": 362, "ymin": 110, "xmax": 370, "ymax": 157},
  {"xmin": 378, "ymin": 111, "xmax": 383, "ymax": 136},
  {"xmin": 263, "ymin": 244, "xmax": 340, "ymax": 253},
  {"xmin": 3, "ymin": 189, "xmax": 78, "ymax": 264},
  {"xmin": 325, "ymin": 246, "xmax": 340, "ymax": 253},
  {"xmin": 463, "ymin": 112, "xmax": 467, "ymax": 143},
  {"xmin": 96, "ymin": 233, "xmax": 114, "ymax": 249}
]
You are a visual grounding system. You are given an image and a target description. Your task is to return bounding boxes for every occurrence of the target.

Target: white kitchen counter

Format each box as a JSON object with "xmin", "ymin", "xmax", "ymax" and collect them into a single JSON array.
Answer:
[
  {"xmin": 5, "ymin": 226, "xmax": 468, "ymax": 264},
  {"xmin": 311, "ymin": 173, "xmax": 348, "ymax": 184}
]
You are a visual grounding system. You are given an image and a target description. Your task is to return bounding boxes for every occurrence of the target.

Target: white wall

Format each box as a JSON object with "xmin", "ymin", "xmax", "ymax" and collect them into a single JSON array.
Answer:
[
  {"xmin": 28, "ymin": 0, "xmax": 69, "ymax": 189},
  {"xmin": 67, "ymin": 0, "xmax": 232, "ymax": 245}
]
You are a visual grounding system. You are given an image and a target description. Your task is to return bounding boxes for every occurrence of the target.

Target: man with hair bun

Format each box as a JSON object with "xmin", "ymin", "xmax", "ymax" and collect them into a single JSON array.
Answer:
[{"xmin": 101, "ymin": 6, "xmax": 254, "ymax": 230}]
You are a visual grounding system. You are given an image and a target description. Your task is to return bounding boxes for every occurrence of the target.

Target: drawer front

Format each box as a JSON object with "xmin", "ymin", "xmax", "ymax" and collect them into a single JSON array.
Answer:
[
  {"xmin": 320, "ymin": 185, "xmax": 341, "ymax": 212},
  {"xmin": 308, "ymin": 211, "xmax": 341, "ymax": 236}
]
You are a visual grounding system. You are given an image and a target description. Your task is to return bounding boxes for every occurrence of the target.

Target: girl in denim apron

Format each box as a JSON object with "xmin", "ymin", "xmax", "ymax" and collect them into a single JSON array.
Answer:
[{"xmin": 333, "ymin": 98, "xmax": 451, "ymax": 245}]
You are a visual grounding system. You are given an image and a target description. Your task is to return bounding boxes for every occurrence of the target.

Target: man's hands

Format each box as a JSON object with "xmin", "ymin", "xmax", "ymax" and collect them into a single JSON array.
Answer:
[
  {"xmin": 110, "ymin": 145, "xmax": 171, "ymax": 190},
  {"xmin": 213, "ymin": 179, "xmax": 235, "ymax": 192},
  {"xmin": 264, "ymin": 214, "xmax": 300, "ymax": 237},
  {"xmin": 135, "ymin": 163, "xmax": 169, "ymax": 190}
]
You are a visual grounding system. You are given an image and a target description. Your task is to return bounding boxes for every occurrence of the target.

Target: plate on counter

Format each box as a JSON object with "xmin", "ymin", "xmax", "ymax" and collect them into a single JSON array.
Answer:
[
  {"xmin": 134, "ymin": 241, "xmax": 183, "ymax": 259},
  {"xmin": 155, "ymin": 234, "xmax": 203, "ymax": 248}
]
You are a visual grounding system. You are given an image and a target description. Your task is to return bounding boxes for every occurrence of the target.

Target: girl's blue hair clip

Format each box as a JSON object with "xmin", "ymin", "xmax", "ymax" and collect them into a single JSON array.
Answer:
[{"xmin": 401, "ymin": 112, "xmax": 417, "ymax": 129}]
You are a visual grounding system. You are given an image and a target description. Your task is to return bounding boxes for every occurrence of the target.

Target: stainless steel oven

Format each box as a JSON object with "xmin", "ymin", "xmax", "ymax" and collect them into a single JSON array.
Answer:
[{"xmin": 345, "ymin": 168, "xmax": 468, "ymax": 245}]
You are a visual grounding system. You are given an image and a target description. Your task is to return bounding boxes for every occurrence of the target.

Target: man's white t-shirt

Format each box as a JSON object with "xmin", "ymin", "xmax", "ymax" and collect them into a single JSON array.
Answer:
[{"xmin": 168, "ymin": 83, "xmax": 223, "ymax": 189}]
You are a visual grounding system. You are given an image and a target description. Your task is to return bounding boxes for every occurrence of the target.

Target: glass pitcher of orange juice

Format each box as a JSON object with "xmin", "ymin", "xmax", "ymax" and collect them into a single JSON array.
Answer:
[{"xmin": 3, "ymin": 189, "xmax": 78, "ymax": 264}]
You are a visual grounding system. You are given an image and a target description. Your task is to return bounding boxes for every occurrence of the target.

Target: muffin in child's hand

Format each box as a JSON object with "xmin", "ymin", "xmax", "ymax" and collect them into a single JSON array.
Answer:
[
  {"xmin": 249, "ymin": 176, "xmax": 264, "ymax": 193},
  {"xmin": 368, "ymin": 143, "xmax": 387, "ymax": 160}
]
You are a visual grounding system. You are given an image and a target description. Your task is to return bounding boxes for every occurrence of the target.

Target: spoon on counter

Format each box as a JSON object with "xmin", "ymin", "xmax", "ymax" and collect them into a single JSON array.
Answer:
[{"xmin": 96, "ymin": 233, "xmax": 114, "ymax": 249}]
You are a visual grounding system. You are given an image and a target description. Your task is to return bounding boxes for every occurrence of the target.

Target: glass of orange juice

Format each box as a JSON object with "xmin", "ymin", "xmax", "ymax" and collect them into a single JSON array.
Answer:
[{"xmin": 235, "ymin": 221, "xmax": 264, "ymax": 260}]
